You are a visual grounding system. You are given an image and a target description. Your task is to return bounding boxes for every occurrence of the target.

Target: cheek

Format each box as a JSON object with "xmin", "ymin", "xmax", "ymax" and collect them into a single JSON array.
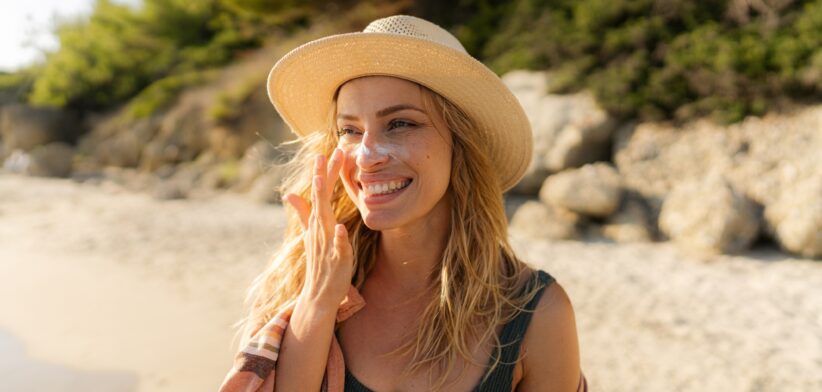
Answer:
[{"xmin": 339, "ymin": 150, "xmax": 357, "ymax": 187}]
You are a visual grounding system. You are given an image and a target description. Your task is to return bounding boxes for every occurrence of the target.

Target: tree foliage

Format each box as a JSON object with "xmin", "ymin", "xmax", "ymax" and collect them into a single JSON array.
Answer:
[
  {"xmin": 26, "ymin": 0, "xmax": 317, "ymax": 113},
  {"xmin": 15, "ymin": 0, "xmax": 822, "ymax": 123},
  {"xmin": 473, "ymin": 0, "xmax": 822, "ymax": 122}
]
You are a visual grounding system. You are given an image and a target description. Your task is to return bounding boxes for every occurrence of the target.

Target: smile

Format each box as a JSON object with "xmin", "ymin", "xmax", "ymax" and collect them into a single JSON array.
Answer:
[{"xmin": 361, "ymin": 179, "xmax": 412, "ymax": 196}]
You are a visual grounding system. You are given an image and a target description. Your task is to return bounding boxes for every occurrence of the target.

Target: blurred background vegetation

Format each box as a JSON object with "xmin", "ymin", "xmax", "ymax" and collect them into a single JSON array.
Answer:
[{"xmin": 0, "ymin": 0, "xmax": 820, "ymax": 123}]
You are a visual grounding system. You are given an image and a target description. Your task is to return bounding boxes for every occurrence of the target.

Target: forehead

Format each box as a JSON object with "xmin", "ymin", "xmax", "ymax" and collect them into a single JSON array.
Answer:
[{"xmin": 336, "ymin": 76, "xmax": 423, "ymax": 114}]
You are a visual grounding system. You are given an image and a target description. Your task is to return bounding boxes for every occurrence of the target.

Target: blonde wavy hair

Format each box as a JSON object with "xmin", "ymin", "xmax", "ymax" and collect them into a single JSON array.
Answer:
[{"xmin": 235, "ymin": 77, "xmax": 542, "ymax": 390}]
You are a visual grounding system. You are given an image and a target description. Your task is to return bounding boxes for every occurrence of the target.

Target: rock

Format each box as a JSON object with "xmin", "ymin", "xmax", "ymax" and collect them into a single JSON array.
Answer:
[
  {"xmin": 28, "ymin": 143, "xmax": 75, "ymax": 178},
  {"xmin": 659, "ymin": 173, "xmax": 761, "ymax": 255},
  {"xmin": 3, "ymin": 143, "xmax": 75, "ymax": 178},
  {"xmin": 764, "ymin": 176, "xmax": 822, "ymax": 258},
  {"xmin": 503, "ymin": 71, "xmax": 617, "ymax": 195},
  {"xmin": 213, "ymin": 86, "xmax": 293, "ymax": 158},
  {"xmin": 0, "ymin": 104, "xmax": 81, "ymax": 157},
  {"xmin": 615, "ymin": 106, "xmax": 822, "ymax": 216},
  {"xmin": 509, "ymin": 200, "xmax": 581, "ymax": 240},
  {"xmin": 544, "ymin": 93, "xmax": 616, "ymax": 172},
  {"xmin": 152, "ymin": 180, "xmax": 188, "ymax": 200},
  {"xmin": 100, "ymin": 166, "xmax": 158, "ymax": 192},
  {"xmin": 539, "ymin": 163, "xmax": 622, "ymax": 217},
  {"xmin": 139, "ymin": 99, "xmax": 210, "ymax": 171},
  {"xmin": 78, "ymin": 115, "xmax": 160, "ymax": 168},
  {"xmin": 2, "ymin": 149, "xmax": 31, "ymax": 174},
  {"xmin": 602, "ymin": 192, "xmax": 655, "ymax": 243}
]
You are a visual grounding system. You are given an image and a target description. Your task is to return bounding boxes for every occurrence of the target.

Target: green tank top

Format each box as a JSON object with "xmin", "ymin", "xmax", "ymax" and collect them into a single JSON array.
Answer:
[{"xmin": 343, "ymin": 269, "xmax": 555, "ymax": 392}]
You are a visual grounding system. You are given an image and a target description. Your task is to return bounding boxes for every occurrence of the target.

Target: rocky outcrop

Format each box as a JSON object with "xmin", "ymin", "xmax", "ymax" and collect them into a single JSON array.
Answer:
[
  {"xmin": 2, "ymin": 142, "xmax": 74, "ymax": 178},
  {"xmin": 764, "ymin": 175, "xmax": 822, "ymax": 258},
  {"xmin": 615, "ymin": 106, "xmax": 821, "ymax": 257},
  {"xmin": 0, "ymin": 104, "xmax": 81, "ymax": 157},
  {"xmin": 509, "ymin": 200, "xmax": 582, "ymax": 240},
  {"xmin": 78, "ymin": 114, "xmax": 160, "ymax": 168},
  {"xmin": 601, "ymin": 192, "xmax": 655, "ymax": 243},
  {"xmin": 658, "ymin": 173, "xmax": 761, "ymax": 255},
  {"xmin": 503, "ymin": 71, "xmax": 617, "ymax": 195},
  {"xmin": 539, "ymin": 163, "xmax": 622, "ymax": 217}
]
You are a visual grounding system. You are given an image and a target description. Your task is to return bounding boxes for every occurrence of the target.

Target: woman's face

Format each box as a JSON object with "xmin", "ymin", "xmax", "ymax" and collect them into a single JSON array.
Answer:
[{"xmin": 335, "ymin": 76, "xmax": 453, "ymax": 231}]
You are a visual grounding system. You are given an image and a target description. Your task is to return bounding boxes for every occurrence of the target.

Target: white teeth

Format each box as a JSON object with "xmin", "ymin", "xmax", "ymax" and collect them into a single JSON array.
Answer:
[{"xmin": 364, "ymin": 180, "xmax": 411, "ymax": 196}]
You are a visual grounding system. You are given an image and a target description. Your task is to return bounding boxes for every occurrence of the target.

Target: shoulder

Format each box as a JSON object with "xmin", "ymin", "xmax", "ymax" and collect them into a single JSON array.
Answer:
[{"xmin": 518, "ymin": 273, "xmax": 582, "ymax": 391}]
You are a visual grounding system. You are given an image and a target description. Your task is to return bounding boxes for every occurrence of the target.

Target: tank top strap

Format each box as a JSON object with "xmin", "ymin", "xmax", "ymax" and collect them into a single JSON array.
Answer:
[{"xmin": 474, "ymin": 269, "xmax": 555, "ymax": 391}]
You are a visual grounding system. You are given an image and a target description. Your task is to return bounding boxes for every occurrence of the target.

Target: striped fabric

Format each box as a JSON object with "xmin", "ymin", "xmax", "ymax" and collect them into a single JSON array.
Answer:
[{"xmin": 218, "ymin": 287, "xmax": 365, "ymax": 392}]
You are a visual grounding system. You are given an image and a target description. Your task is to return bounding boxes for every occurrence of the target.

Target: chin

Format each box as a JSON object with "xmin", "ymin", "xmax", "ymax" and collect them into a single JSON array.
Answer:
[{"xmin": 359, "ymin": 210, "xmax": 403, "ymax": 231}]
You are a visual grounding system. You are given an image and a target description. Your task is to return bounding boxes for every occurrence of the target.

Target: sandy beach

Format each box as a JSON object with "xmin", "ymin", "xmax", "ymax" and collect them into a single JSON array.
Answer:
[{"xmin": 1, "ymin": 173, "xmax": 820, "ymax": 391}]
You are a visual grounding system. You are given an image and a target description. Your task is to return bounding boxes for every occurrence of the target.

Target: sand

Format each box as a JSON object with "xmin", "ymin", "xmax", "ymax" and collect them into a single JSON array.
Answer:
[{"xmin": 1, "ymin": 173, "xmax": 820, "ymax": 391}]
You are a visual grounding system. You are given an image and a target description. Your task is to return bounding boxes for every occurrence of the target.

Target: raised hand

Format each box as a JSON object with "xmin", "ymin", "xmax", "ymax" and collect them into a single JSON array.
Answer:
[{"xmin": 282, "ymin": 148, "xmax": 354, "ymax": 308}]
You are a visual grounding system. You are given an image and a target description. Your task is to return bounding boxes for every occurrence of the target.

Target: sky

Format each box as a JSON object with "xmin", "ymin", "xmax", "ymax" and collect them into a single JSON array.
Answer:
[{"xmin": 0, "ymin": 0, "xmax": 140, "ymax": 72}]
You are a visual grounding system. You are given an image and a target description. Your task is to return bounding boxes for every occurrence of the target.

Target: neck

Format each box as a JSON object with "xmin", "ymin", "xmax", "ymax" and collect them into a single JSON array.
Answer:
[{"xmin": 370, "ymin": 197, "xmax": 451, "ymax": 297}]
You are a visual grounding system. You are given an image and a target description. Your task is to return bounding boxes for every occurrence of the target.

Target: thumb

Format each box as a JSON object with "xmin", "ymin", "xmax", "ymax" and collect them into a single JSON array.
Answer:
[{"xmin": 282, "ymin": 193, "xmax": 310, "ymax": 230}]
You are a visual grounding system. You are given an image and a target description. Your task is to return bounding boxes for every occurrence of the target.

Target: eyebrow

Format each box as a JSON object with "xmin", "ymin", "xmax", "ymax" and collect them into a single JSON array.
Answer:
[{"xmin": 336, "ymin": 104, "xmax": 427, "ymax": 121}]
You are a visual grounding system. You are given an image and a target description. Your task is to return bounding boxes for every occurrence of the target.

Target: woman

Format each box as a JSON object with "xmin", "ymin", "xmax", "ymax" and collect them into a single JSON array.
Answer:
[{"xmin": 221, "ymin": 15, "xmax": 586, "ymax": 392}]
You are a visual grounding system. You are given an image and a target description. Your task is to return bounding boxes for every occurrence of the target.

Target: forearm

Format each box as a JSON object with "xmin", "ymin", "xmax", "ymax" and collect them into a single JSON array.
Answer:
[{"xmin": 273, "ymin": 295, "xmax": 338, "ymax": 391}]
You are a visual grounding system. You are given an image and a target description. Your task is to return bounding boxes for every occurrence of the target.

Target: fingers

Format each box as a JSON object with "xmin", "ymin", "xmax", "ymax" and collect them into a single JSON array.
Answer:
[
  {"xmin": 282, "ymin": 193, "xmax": 310, "ymax": 230},
  {"xmin": 284, "ymin": 151, "xmax": 342, "ymax": 235},
  {"xmin": 333, "ymin": 224, "xmax": 352, "ymax": 258},
  {"xmin": 312, "ymin": 154, "xmax": 335, "ymax": 235},
  {"xmin": 326, "ymin": 148, "xmax": 343, "ymax": 199}
]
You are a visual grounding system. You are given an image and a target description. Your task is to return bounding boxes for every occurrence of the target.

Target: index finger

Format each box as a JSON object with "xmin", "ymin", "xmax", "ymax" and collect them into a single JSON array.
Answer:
[{"xmin": 326, "ymin": 148, "xmax": 343, "ymax": 199}]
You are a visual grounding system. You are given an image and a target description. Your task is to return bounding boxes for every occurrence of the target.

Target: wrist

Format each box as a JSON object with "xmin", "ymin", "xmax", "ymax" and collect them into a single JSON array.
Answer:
[{"xmin": 296, "ymin": 288, "xmax": 342, "ymax": 316}]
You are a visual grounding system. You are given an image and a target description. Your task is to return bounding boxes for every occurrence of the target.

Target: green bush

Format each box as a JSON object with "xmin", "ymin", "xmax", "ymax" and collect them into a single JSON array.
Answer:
[
  {"xmin": 123, "ymin": 70, "xmax": 217, "ymax": 120},
  {"xmin": 25, "ymin": 0, "xmax": 281, "ymax": 112},
  {"xmin": 19, "ymin": 0, "xmax": 822, "ymax": 124},
  {"xmin": 473, "ymin": 0, "xmax": 822, "ymax": 122}
]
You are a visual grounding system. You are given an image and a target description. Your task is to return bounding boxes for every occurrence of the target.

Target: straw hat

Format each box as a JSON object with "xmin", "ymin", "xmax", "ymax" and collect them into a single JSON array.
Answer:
[{"xmin": 267, "ymin": 15, "xmax": 533, "ymax": 191}]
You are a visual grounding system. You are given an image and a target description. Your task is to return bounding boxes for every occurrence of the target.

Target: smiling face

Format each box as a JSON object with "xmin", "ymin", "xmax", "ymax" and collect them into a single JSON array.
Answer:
[{"xmin": 335, "ymin": 76, "xmax": 453, "ymax": 231}]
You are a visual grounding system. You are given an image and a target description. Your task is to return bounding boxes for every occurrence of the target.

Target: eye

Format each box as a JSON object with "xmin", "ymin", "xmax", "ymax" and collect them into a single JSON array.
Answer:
[
  {"xmin": 388, "ymin": 119, "xmax": 416, "ymax": 130},
  {"xmin": 336, "ymin": 127, "xmax": 361, "ymax": 138}
]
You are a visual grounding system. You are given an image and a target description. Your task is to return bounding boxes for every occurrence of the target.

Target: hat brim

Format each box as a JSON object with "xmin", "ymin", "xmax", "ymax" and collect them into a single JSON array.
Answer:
[{"xmin": 267, "ymin": 32, "xmax": 532, "ymax": 191}]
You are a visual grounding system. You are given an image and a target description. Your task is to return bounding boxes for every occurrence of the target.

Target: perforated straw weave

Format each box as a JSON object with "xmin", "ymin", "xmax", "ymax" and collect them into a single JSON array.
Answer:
[{"xmin": 267, "ymin": 15, "xmax": 533, "ymax": 191}]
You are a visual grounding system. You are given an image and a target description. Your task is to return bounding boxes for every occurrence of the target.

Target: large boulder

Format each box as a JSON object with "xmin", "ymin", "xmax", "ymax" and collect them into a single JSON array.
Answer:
[
  {"xmin": 78, "ymin": 114, "xmax": 160, "ymax": 168},
  {"xmin": 213, "ymin": 85, "xmax": 293, "ymax": 158},
  {"xmin": 615, "ymin": 105, "xmax": 821, "ymax": 257},
  {"xmin": 539, "ymin": 163, "xmax": 622, "ymax": 218},
  {"xmin": 0, "ymin": 104, "xmax": 80, "ymax": 157},
  {"xmin": 503, "ymin": 71, "xmax": 617, "ymax": 195},
  {"xmin": 659, "ymin": 174, "xmax": 761, "ymax": 255},
  {"xmin": 2, "ymin": 143, "xmax": 75, "ymax": 178},
  {"xmin": 764, "ymin": 175, "xmax": 822, "ymax": 259},
  {"xmin": 615, "ymin": 106, "xmax": 822, "ymax": 215},
  {"xmin": 509, "ymin": 200, "xmax": 582, "ymax": 240},
  {"xmin": 601, "ymin": 192, "xmax": 655, "ymax": 243},
  {"xmin": 141, "ymin": 100, "xmax": 210, "ymax": 172}
]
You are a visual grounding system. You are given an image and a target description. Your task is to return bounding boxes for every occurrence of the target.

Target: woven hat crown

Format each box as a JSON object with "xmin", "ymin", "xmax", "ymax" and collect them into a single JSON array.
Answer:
[{"xmin": 363, "ymin": 15, "xmax": 467, "ymax": 54}]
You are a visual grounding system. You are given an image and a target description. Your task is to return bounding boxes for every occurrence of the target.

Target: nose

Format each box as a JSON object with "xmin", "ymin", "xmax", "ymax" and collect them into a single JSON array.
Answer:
[{"xmin": 355, "ymin": 130, "xmax": 390, "ymax": 170}]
